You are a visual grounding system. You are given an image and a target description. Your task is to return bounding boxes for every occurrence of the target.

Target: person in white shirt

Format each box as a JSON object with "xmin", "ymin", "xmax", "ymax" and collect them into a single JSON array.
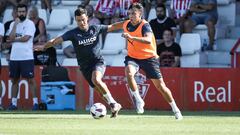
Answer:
[
  {"xmin": 0, "ymin": 22, "xmax": 4, "ymax": 110},
  {"xmin": 7, "ymin": 4, "xmax": 38, "ymax": 110}
]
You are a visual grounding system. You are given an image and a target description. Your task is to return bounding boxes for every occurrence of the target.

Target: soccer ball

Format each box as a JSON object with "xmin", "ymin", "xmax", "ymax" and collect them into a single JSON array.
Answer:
[{"xmin": 90, "ymin": 103, "xmax": 107, "ymax": 119}]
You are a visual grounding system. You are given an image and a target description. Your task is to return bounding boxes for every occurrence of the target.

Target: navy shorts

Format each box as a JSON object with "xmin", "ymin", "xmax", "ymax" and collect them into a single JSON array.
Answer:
[
  {"xmin": 9, "ymin": 60, "xmax": 35, "ymax": 78},
  {"xmin": 124, "ymin": 56, "xmax": 162, "ymax": 79},
  {"xmin": 80, "ymin": 59, "xmax": 106, "ymax": 88}
]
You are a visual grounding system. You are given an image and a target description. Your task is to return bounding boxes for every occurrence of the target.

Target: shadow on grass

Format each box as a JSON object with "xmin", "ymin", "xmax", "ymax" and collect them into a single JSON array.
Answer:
[{"xmin": 0, "ymin": 110, "xmax": 239, "ymax": 117}]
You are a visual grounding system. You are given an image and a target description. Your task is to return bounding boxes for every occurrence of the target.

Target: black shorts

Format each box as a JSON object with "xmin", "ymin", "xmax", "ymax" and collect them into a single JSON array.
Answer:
[
  {"xmin": 80, "ymin": 59, "xmax": 106, "ymax": 88},
  {"xmin": 124, "ymin": 56, "xmax": 162, "ymax": 79},
  {"xmin": 9, "ymin": 60, "xmax": 35, "ymax": 78}
]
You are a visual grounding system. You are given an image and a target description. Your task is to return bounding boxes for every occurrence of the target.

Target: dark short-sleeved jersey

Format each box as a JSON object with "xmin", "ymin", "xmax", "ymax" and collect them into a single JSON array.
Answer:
[
  {"xmin": 149, "ymin": 18, "xmax": 176, "ymax": 40},
  {"xmin": 157, "ymin": 42, "xmax": 182, "ymax": 67},
  {"xmin": 62, "ymin": 25, "xmax": 108, "ymax": 69}
]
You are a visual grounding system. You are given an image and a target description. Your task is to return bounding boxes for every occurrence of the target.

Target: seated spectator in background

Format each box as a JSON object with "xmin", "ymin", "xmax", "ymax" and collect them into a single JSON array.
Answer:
[
  {"xmin": 94, "ymin": 0, "xmax": 117, "ymax": 25},
  {"xmin": 63, "ymin": 45, "xmax": 76, "ymax": 58},
  {"xmin": 29, "ymin": 6, "xmax": 56, "ymax": 65},
  {"xmin": 184, "ymin": 0, "xmax": 218, "ymax": 50},
  {"xmin": 149, "ymin": 3, "xmax": 176, "ymax": 45},
  {"xmin": 85, "ymin": 4, "xmax": 101, "ymax": 25},
  {"xmin": 157, "ymin": 28, "xmax": 182, "ymax": 67},
  {"xmin": 0, "ymin": 0, "xmax": 29, "ymax": 18},
  {"xmin": 115, "ymin": 0, "xmax": 133, "ymax": 19},
  {"xmin": 29, "ymin": 6, "xmax": 47, "ymax": 44},
  {"xmin": 41, "ymin": 0, "xmax": 52, "ymax": 14},
  {"xmin": 170, "ymin": 0, "xmax": 192, "ymax": 34}
]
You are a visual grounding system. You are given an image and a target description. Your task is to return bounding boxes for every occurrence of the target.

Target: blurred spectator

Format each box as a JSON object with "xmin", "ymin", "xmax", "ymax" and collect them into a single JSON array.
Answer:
[
  {"xmin": 7, "ymin": 4, "xmax": 38, "ymax": 110},
  {"xmin": 115, "ymin": 0, "xmax": 133, "ymax": 19},
  {"xmin": 29, "ymin": 6, "xmax": 56, "ymax": 65},
  {"xmin": 8, "ymin": 0, "xmax": 30, "ymax": 7},
  {"xmin": 0, "ymin": 0, "xmax": 30, "ymax": 17},
  {"xmin": 95, "ymin": 0, "xmax": 117, "ymax": 25},
  {"xmin": 29, "ymin": 6, "xmax": 47, "ymax": 44},
  {"xmin": 41, "ymin": 0, "xmax": 52, "ymax": 14},
  {"xmin": 149, "ymin": 3, "xmax": 176, "ymax": 45},
  {"xmin": 85, "ymin": 4, "xmax": 101, "ymax": 25},
  {"xmin": 157, "ymin": 28, "xmax": 182, "ymax": 67},
  {"xmin": 63, "ymin": 45, "xmax": 76, "ymax": 58},
  {"xmin": 0, "ymin": 0, "xmax": 7, "ymax": 18},
  {"xmin": 0, "ymin": 22, "xmax": 4, "ymax": 110},
  {"xmin": 184, "ymin": 0, "xmax": 218, "ymax": 50},
  {"xmin": 170, "ymin": 0, "xmax": 192, "ymax": 34}
]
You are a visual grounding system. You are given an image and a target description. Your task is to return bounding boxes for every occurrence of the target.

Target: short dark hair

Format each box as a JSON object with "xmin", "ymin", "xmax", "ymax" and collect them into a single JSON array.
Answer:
[
  {"xmin": 164, "ymin": 28, "xmax": 173, "ymax": 35},
  {"xmin": 156, "ymin": 3, "xmax": 166, "ymax": 11},
  {"xmin": 17, "ymin": 4, "xmax": 28, "ymax": 11},
  {"xmin": 74, "ymin": 7, "xmax": 88, "ymax": 17},
  {"xmin": 128, "ymin": 2, "xmax": 144, "ymax": 13}
]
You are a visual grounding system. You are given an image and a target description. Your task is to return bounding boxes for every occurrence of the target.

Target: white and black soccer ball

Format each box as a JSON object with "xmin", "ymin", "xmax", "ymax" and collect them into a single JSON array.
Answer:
[{"xmin": 90, "ymin": 103, "xmax": 107, "ymax": 119}]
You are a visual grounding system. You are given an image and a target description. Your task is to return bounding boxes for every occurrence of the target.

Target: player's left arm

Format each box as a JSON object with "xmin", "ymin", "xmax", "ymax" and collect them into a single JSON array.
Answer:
[{"xmin": 107, "ymin": 21, "xmax": 124, "ymax": 32}]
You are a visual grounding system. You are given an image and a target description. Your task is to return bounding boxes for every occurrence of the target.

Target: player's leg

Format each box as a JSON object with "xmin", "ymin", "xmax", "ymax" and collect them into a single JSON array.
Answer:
[
  {"xmin": 151, "ymin": 78, "xmax": 183, "ymax": 120},
  {"xmin": 8, "ymin": 61, "xmax": 20, "ymax": 110},
  {"xmin": 21, "ymin": 60, "xmax": 38, "ymax": 110},
  {"xmin": 91, "ymin": 65, "xmax": 121, "ymax": 118},
  {"xmin": 141, "ymin": 57, "xmax": 182, "ymax": 120},
  {"xmin": 124, "ymin": 56, "xmax": 145, "ymax": 114}
]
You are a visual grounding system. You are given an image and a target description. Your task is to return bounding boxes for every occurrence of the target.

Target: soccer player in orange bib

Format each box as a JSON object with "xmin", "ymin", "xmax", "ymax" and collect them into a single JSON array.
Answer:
[{"xmin": 121, "ymin": 3, "xmax": 183, "ymax": 120}]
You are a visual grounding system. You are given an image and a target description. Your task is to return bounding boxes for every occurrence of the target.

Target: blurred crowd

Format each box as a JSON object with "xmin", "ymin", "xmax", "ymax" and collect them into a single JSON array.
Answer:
[{"xmin": 0, "ymin": 0, "xmax": 219, "ymax": 68}]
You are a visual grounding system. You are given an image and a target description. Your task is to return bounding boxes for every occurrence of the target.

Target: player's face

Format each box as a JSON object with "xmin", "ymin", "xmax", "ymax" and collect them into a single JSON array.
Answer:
[
  {"xmin": 128, "ymin": 8, "xmax": 142, "ymax": 24},
  {"xmin": 75, "ymin": 14, "xmax": 89, "ymax": 31}
]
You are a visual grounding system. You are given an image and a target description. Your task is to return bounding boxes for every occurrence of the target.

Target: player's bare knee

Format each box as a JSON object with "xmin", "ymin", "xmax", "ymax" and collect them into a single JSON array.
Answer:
[{"xmin": 92, "ymin": 77, "xmax": 102, "ymax": 86}]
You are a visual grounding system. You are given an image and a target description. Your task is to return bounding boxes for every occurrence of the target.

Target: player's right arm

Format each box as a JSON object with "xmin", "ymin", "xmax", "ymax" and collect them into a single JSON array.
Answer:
[
  {"xmin": 45, "ymin": 37, "xmax": 63, "ymax": 49},
  {"xmin": 34, "ymin": 36, "xmax": 63, "ymax": 51}
]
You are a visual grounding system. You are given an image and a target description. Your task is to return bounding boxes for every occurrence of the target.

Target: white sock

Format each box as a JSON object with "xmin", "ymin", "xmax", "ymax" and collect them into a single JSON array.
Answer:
[
  {"xmin": 0, "ymin": 97, "xmax": 2, "ymax": 105},
  {"xmin": 131, "ymin": 89, "xmax": 143, "ymax": 102},
  {"xmin": 12, "ymin": 98, "xmax": 17, "ymax": 106},
  {"xmin": 33, "ymin": 97, "xmax": 38, "ymax": 105},
  {"xmin": 103, "ymin": 92, "xmax": 116, "ymax": 104},
  {"xmin": 169, "ymin": 100, "xmax": 180, "ymax": 113}
]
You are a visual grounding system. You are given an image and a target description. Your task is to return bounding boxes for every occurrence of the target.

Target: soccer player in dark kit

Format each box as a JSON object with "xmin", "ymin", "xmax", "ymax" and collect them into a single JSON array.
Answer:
[{"xmin": 34, "ymin": 7, "xmax": 124, "ymax": 118}]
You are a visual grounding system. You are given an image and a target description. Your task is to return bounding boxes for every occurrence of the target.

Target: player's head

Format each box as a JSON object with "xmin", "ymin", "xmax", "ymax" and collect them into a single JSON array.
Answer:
[
  {"xmin": 155, "ymin": 3, "xmax": 166, "ymax": 20},
  {"xmin": 74, "ymin": 7, "xmax": 89, "ymax": 30},
  {"xmin": 17, "ymin": 4, "xmax": 28, "ymax": 22},
  {"xmin": 127, "ymin": 3, "xmax": 144, "ymax": 24},
  {"xmin": 163, "ymin": 28, "xmax": 174, "ymax": 42}
]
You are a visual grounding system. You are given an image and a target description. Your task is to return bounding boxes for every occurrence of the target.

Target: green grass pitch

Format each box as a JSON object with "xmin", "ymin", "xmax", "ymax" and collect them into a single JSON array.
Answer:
[{"xmin": 0, "ymin": 110, "xmax": 240, "ymax": 135}]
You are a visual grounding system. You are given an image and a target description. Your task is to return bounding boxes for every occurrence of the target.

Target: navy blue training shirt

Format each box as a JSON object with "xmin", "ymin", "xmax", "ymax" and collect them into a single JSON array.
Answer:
[{"xmin": 62, "ymin": 25, "xmax": 108, "ymax": 69}]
